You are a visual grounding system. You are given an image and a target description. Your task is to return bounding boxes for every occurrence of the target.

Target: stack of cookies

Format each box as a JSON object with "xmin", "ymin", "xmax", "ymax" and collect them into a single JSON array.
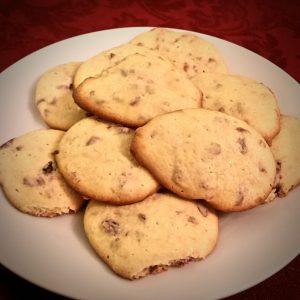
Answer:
[{"xmin": 1, "ymin": 28, "xmax": 299, "ymax": 280}]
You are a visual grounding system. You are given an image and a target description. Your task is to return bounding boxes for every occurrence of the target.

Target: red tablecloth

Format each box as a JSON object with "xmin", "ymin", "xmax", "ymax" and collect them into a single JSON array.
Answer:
[{"xmin": 0, "ymin": 0, "xmax": 299, "ymax": 299}]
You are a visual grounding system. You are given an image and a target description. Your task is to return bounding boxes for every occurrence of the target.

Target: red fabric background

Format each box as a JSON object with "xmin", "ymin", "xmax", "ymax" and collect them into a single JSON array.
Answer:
[{"xmin": 0, "ymin": 0, "xmax": 299, "ymax": 299}]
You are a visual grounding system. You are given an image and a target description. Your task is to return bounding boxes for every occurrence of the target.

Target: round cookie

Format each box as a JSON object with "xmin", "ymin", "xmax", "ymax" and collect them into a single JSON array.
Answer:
[
  {"xmin": 0, "ymin": 129, "xmax": 84, "ymax": 217},
  {"xmin": 131, "ymin": 108, "xmax": 277, "ymax": 212},
  {"xmin": 73, "ymin": 53, "xmax": 201, "ymax": 127},
  {"xmin": 73, "ymin": 43, "xmax": 167, "ymax": 88},
  {"xmin": 129, "ymin": 27, "xmax": 228, "ymax": 77},
  {"xmin": 191, "ymin": 73, "xmax": 280, "ymax": 144},
  {"xmin": 271, "ymin": 115, "xmax": 300, "ymax": 197},
  {"xmin": 84, "ymin": 192, "xmax": 218, "ymax": 280},
  {"xmin": 35, "ymin": 62, "xmax": 87, "ymax": 130},
  {"xmin": 56, "ymin": 117, "xmax": 159, "ymax": 204}
]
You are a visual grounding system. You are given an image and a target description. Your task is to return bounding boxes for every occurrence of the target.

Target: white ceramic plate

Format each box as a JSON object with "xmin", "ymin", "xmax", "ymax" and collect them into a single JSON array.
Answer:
[{"xmin": 0, "ymin": 27, "xmax": 299, "ymax": 300}]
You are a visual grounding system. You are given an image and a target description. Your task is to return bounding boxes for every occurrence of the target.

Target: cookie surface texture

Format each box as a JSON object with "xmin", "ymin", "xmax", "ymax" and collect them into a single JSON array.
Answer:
[
  {"xmin": 73, "ymin": 53, "xmax": 201, "ymax": 127},
  {"xmin": 130, "ymin": 27, "xmax": 228, "ymax": 77},
  {"xmin": 191, "ymin": 73, "xmax": 280, "ymax": 143},
  {"xmin": 131, "ymin": 108, "xmax": 276, "ymax": 212},
  {"xmin": 35, "ymin": 62, "xmax": 87, "ymax": 130},
  {"xmin": 56, "ymin": 117, "xmax": 159, "ymax": 204},
  {"xmin": 271, "ymin": 115, "xmax": 300, "ymax": 197},
  {"xmin": 73, "ymin": 43, "xmax": 165, "ymax": 88},
  {"xmin": 0, "ymin": 130, "xmax": 84, "ymax": 217},
  {"xmin": 84, "ymin": 193, "xmax": 218, "ymax": 280}
]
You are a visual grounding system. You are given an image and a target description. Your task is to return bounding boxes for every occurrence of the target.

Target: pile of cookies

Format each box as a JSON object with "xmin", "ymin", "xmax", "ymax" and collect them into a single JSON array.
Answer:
[{"xmin": 1, "ymin": 28, "xmax": 299, "ymax": 280}]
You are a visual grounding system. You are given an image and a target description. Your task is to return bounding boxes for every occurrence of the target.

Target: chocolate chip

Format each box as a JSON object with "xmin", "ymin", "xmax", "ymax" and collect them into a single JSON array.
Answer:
[
  {"xmin": 130, "ymin": 96, "xmax": 141, "ymax": 106},
  {"xmin": 187, "ymin": 216, "xmax": 198, "ymax": 224},
  {"xmin": 138, "ymin": 213, "xmax": 146, "ymax": 222},
  {"xmin": 276, "ymin": 160, "xmax": 282, "ymax": 172},
  {"xmin": 109, "ymin": 53, "xmax": 115, "ymax": 59},
  {"xmin": 197, "ymin": 205, "xmax": 208, "ymax": 217},
  {"xmin": 42, "ymin": 161, "xmax": 56, "ymax": 174},
  {"xmin": 51, "ymin": 150, "xmax": 59, "ymax": 155},
  {"xmin": 23, "ymin": 176, "xmax": 45, "ymax": 187},
  {"xmin": 236, "ymin": 127, "xmax": 249, "ymax": 133},
  {"xmin": 120, "ymin": 69, "xmax": 127, "ymax": 77},
  {"xmin": 172, "ymin": 167, "xmax": 183, "ymax": 185},
  {"xmin": 208, "ymin": 142, "xmax": 222, "ymax": 155},
  {"xmin": 238, "ymin": 137, "xmax": 247, "ymax": 154},
  {"xmin": 118, "ymin": 127, "xmax": 130, "ymax": 134},
  {"xmin": 86, "ymin": 136, "xmax": 101, "ymax": 146},
  {"xmin": 102, "ymin": 219, "xmax": 120, "ymax": 235},
  {"xmin": 183, "ymin": 62, "xmax": 189, "ymax": 72},
  {"xmin": 235, "ymin": 190, "xmax": 244, "ymax": 206}
]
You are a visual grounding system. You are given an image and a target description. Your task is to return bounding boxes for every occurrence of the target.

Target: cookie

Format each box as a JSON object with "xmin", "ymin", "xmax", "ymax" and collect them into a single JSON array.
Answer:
[
  {"xmin": 0, "ymin": 130, "xmax": 84, "ymax": 217},
  {"xmin": 56, "ymin": 117, "xmax": 159, "ymax": 204},
  {"xmin": 129, "ymin": 27, "xmax": 228, "ymax": 77},
  {"xmin": 131, "ymin": 108, "xmax": 277, "ymax": 212},
  {"xmin": 73, "ymin": 53, "xmax": 201, "ymax": 127},
  {"xmin": 73, "ymin": 43, "xmax": 165, "ymax": 88},
  {"xmin": 191, "ymin": 73, "xmax": 280, "ymax": 144},
  {"xmin": 84, "ymin": 192, "xmax": 218, "ymax": 280},
  {"xmin": 35, "ymin": 62, "xmax": 87, "ymax": 130},
  {"xmin": 271, "ymin": 115, "xmax": 300, "ymax": 197}
]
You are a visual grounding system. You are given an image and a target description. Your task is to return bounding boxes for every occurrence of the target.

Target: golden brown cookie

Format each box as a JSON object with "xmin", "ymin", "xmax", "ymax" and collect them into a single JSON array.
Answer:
[
  {"xmin": 131, "ymin": 108, "xmax": 277, "ymax": 212},
  {"xmin": 73, "ymin": 53, "xmax": 201, "ymax": 127},
  {"xmin": 56, "ymin": 117, "xmax": 159, "ymax": 204},
  {"xmin": 0, "ymin": 129, "xmax": 84, "ymax": 217},
  {"xmin": 84, "ymin": 192, "xmax": 218, "ymax": 279}
]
